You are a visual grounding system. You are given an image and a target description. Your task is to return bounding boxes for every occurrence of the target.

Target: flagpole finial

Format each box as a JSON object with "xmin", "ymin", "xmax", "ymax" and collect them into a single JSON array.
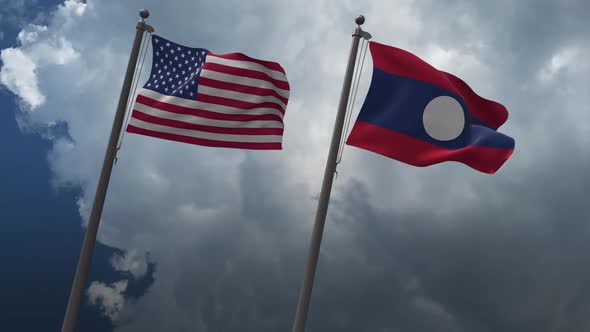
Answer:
[
  {"xmin": 137, "ymin": 9, "xmax": 155, "ymax": 33},
  {"xmin": 139, "ymin": 9, "xmax": 149, "ymax": 20},
  {"xmin": 355, "ymin": 15, "xmax": 365, "ymax": 26}
]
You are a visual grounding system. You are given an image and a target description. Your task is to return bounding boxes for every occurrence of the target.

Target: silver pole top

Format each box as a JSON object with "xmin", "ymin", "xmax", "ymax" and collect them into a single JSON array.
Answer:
[
  {"xmin": 137, "ymin": 9, "xmax": 155, "ymax": 33},
  {"xmin": 139, "ymin": 9, "xmax": 149, "ymax": 19},
  {"xmin": 355, "ymin": 15, "xmax": 365, "ymax": 26}
]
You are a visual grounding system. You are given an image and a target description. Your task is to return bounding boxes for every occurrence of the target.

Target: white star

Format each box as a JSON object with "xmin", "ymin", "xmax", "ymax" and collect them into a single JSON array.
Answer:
[
  {"xmin": 152, "ymin": 74, "xmax": 156, "ymax": 78},
  {"xmin": 160, "ymin": 46, "xmax": 164, "ymax": 51},
  {"xmin": 163, "ymin": 65, "xmax": 168, "ymax": 70},
  {"xmin": 172, "ymin": 68, "xmax": 176, "ymax": 72},
  {"xmin": 166, "ymin": 72, "xmax": 171, "ymax": 76},
  {"xmin": 179, "ymin": 89, "xmax": 183, "ymax": 94},
  {"xmin": 169, "ymin": 60, "xmax": 173, "ymax": 65},
  {"xmin": 178, "ymin": 63, "xmax": 182, "ymax": 68},
  {"xmin": 172, "ymin": 84, "xmax": 176, "ymax": 88},
  {"xmin": 156, "ymin": 51, "xmax": 159, "ymax": 56},
  {"xmin": 147, "ymin": 83, "xmax": 151, "ymax": 87},
  {"xmin": 185, "ymin": 60, "xmax": 189, "ymax": 64},
  {"xmin": 191, "ymin": 80, "xmax": 196, "ymax": 85},
  {"xmin": 177, "ymin": 46, "xmax": 182, "ymax": 51},
  {"xmin": 180, "ymin": 53, "xmax": 185, "ymax": 58},
  {"xmin": 182, "ymin": 70, "xmax": 186, "ymax": 75},
  {"xmin": 160, "ymin": 59, "xmax": 164, "ymax": 63},
  {"xmin": 155, "ymin": 63, "xmax": 159, "ymax": 68},
  {"xmin": 191, "ymin": 57, "xmax": 195, "ymax": 61},
  {"xmin": 166, "ymin": 42, "xmax": 170, "ymax": 47},
  {"xmin": 165, "ymin": 53, "xmax": 169, "ymax": 58},
  {"xmin": 174, "ymin": 56, "xmax": 179, "ymax": 61},
  {"xmin": 178, "ymin": 80, "xmax": 182, "ymax": 85},
  {"xmin": 190, "ymin": 92, "xmax": 194, "ymax": 96},
  {"xmin": 160, "ymin": 75, "xmax": 164, "ymax": 79},
  {"xmin": 169, "ymin": 77, "xmax": 173, "ymax": 81},
  {"xmin": 165, "ymin": 87, "xmax": 169, "ymax": 92},
  {"xmin": 158, "ymin": 69, "xmax": 162, "ymax": 74},
  {"xmin": 175, "ymin": 74, "xmax": 179, "ymax": 78},
  {"xmin": 155, "ymin": 84, "xmax": 159, "ymax": 88},
  {"xmin": 154, "ymin": 38, "xmax": 159, "ymax": 43},
  {"xmin": 170, "ymin": 48, "xmax": 175, "ymax": 54}
]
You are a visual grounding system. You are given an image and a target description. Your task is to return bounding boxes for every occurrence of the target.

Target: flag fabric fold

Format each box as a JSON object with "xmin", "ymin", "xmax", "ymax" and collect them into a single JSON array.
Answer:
[
  {"xmin": 346, "ymin": 41, "xmax": 515, "ymax": 174},
  {"xmin": 127, "ymin": 35, "xmax": 290, "ymax": 150}
]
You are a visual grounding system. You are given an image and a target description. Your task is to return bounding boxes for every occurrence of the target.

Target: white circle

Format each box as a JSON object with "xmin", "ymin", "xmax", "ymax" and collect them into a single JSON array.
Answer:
[{"xmin": 422, "ymin": 96, "xmax": 465, "ymax": 141}]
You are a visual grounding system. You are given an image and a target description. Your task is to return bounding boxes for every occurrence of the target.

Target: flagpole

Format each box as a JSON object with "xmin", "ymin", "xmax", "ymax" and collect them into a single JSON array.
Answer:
[
  {"xmin": 60, "ymin": 9, "xmax": 154, "ymax": 332},
  {"xmin": 291, "ymin": 15, "xmax": 365, "ymax": 332}
]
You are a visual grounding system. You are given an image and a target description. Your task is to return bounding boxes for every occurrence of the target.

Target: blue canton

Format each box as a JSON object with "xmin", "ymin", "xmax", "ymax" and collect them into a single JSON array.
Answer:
[{"xmin": 144, "ymin": 35, "xmax": 208, "ymax": 100}]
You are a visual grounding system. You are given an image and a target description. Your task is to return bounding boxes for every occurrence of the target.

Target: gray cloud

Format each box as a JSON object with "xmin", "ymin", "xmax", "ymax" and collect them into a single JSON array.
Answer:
[{"xmin": 2, "ymin": 0, "xmax": 590, "ymax": 331}]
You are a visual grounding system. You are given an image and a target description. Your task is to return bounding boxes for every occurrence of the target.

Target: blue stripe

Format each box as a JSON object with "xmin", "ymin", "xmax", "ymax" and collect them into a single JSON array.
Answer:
[
  {"xmin": 470, "ymin": 125, "xmax": 515, "ymax": 150},
  {"xmin": 357, "ymin": 68, "xmax": 514, "ymax": 150}
]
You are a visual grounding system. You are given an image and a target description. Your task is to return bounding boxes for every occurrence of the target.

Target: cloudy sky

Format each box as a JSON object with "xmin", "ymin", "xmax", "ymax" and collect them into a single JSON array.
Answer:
[{"xmin": 1, "ymin": 0, "xmax": 590, "ymax": 331}]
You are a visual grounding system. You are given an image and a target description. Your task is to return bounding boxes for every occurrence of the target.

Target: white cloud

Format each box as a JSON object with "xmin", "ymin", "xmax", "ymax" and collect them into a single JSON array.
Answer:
[
  {"xmin": 87, "ymin": 280, "xmax": 128, "ymax": 320},
  {"xmin": 412, "ymin": 297, "xmax": 455, "ymax": 324},
  {"xmin": 538, "ymin": 46, "xmax": 580, "ymax": 82},
  {"xmin": 0, "ymin": 47, "xmax": 44, "ymax": 108},
  {"xmin": 0, "ymin": 0, "xmax": 85, "ymax": 111},
  {"xmin": 62, "ymin": 0, "xmax": 86, "ymax": 16},
  {"xmin": 17, "ymin": 25, "xmax": 48, "ymax": 44},
  {"xmin": 111, "ymin": 251, "xmax": 149, "ymax": 279}
]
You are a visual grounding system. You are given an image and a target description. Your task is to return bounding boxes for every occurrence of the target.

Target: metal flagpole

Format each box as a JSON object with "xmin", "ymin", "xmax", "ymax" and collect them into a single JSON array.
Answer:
[
  {"xmin": 61, "ymin": 9, "xmax": 155, "ymax": 332},
  {"xmin": 291, "ymin": 15, "xmax": 366, "ymax": 332}
]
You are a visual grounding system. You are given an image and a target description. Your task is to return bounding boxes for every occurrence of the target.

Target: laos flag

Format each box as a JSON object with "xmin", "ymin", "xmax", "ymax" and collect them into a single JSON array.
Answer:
[{"xmin": 346, "ymin": 42, "xmax": 515, "ymax": 174}]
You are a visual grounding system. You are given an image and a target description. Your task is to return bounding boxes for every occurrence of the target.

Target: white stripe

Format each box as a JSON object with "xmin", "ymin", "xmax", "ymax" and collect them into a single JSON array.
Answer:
[
  {"xmin": 205, "ymin": 55, "xmax": 288, "ymax": 82},
  {"xmin": 128, "ymin": 117, "xmax": 283, "ymax": 143},
  {"xmin": 199, "ymin": 70, "xmax": 290, "ymax": 99},
  {"xmin": 196, "ymin": 85, "xmax": 287, "ymax": 110},
  {"xmin": 134, "ymin": 102, "xmax": 284, "ymax": 128},
  {"xmin": 137, "ymin": 89, "xmax": 284, "ymax": 120}
]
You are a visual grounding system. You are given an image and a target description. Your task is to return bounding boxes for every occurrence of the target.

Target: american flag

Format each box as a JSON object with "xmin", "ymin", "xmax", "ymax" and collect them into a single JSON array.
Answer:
[{"xmin": 126, "ymin": 35, "xmax": 290, "ymax": 150}]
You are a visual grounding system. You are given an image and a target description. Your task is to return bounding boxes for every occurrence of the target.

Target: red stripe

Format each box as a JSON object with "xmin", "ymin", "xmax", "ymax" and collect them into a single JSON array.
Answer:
[
  {"xmin": 207, "ymin": 52, "xmax": 286, "ymax": 74},
  {"xmin": 202, "ymin": 63, "xmax": 290, "ymax": 91},
  {"xmin": 131, "ymin": 110, "xmax": 284, "ymax": 136},
  {"xmin": 441, "ymin": 72, "xmax": 508, "ymax": 129},
  {"xmin": 136, "ymin": 94, "xmax": 283, "ymax": 123},
  {"xmin": 195, "ymin": 93, "xmax": 285, "ymax": 115},
  {"xmin": 346, "ymin": 121, "xmax": 513, "ymax": 174},
  {"xmin": 126, "ymin": 124, "xmax": 282, "ymax": 150},
  {"xmin": 369, "ymin": 42, "xmax": 508, "ymax": 129},
  {"xmin": 199, "ymin": 77, "xmax": 289, "ymax": 105}
]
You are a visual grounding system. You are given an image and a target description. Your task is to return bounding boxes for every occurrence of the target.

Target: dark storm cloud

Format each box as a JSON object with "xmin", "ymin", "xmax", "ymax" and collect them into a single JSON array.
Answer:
[
  {"xmin": 165, "ymin": 2, "xmax": 590, "ymax": 331},
  {"xmin": 113, "ymin": 1, "xmax": 590, "ymax": 330},
  {"xmin": 3, "ymin": 0, "xmax": 590, "ymax": 331},
  {"xmin": 118, "ymin": 135, "xmax": 590, "ymax": 332},
  {"xmin": 414, "ymin": 0, "xmax": 589, "ymax": 61},
  {"xmin": 304, "ymin": 134, "xmax": 590, "ymax": 332},
  {"xmin": 406, "ymin": 0, "xmax": 590, "ymax": 126}
]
